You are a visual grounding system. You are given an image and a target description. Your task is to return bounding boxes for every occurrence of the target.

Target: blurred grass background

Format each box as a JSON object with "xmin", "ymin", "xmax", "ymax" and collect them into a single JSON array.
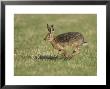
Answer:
[{"xmin": 14, "ymin": 14, "xmax": 97, "ymax": 76}]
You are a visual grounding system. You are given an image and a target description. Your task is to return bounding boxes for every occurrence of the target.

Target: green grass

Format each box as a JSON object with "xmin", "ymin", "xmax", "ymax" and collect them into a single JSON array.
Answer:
[{"xmin": 14, "ymin": 14, "xmax": 97, "ymax": 76}]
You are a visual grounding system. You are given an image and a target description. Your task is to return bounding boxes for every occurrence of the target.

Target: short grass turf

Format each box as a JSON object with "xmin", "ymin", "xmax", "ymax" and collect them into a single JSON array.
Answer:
[{"xmin": 14, "ymin": 14, "xmax": 97, "ymax": 76}]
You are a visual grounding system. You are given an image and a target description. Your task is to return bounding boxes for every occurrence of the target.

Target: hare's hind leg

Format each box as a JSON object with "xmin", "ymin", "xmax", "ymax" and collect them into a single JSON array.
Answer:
[
  {"xmin": 72, "ymin": 46, "xmax": 80, "ymax": 56},
  {"xmin": 61, "ymin": 49, "xmax": 73, "ymax": 59}
]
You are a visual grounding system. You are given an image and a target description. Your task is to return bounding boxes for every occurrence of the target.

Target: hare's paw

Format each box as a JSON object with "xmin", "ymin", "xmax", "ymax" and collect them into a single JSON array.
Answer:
[{"xmin": 63, "ymin": 54, "xmax": 73, "ymax": 60}]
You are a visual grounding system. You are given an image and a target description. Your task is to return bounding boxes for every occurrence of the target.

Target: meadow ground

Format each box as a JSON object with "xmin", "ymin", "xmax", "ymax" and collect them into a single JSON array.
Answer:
[{"xmin": 14, "ymin": 14, "xmax": 97, "ymax": 76}]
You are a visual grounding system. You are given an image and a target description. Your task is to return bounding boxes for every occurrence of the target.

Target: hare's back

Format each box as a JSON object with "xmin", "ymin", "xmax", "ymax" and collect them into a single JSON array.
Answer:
[{"xmin": 55, "ymin": 32, "xmax": 84, "ymax": 43}]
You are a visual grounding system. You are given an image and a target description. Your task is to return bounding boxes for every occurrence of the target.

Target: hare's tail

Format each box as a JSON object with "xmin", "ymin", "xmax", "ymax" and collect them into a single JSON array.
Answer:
[{"xmin": 82, "ymin": 41, "xmax": 88, "ymax": 46}]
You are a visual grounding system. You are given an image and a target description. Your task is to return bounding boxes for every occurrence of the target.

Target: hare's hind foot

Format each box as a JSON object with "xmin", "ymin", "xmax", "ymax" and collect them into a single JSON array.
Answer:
[
  {"xmin": 63, "ymin": 55, "xmax": 73, "ymax": 60},
  {"xmin": 63, "ymin": 53, "xmax": 73, "ymax": 60}
]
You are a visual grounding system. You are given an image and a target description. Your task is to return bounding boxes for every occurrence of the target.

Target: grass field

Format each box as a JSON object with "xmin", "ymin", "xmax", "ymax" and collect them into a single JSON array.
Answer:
[{"xmin": 14, "ymin": 14, "xmax": 97, "ymax": 76}]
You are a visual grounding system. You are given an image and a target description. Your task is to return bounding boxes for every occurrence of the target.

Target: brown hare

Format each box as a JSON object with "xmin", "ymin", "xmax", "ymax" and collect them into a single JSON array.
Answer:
[{"xmin": 44, "ymin": 24, "xmax": 87, "ymax": 59}]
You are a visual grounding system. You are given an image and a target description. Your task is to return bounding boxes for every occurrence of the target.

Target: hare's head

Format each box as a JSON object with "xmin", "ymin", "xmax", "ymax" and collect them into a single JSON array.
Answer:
[{"xmin": 44, "ymin": 24, "xmax": 55, "ymax": 42}]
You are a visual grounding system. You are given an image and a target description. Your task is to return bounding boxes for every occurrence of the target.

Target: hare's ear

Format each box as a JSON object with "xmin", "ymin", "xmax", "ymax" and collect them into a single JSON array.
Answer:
[
  {"xmin": 47, "ymin": 24, "xmax": 49, "ymax": 28},
  {"xmin": 47, "ymin": 24, "xmax": 51, "ymax": 32},
  {"xmin": 51, "ymin": 25, "xmax": 54, "ymax": 32},
  {"xmin": 51, "ymin": 25, "xmax": 53, "ymax": 27}
]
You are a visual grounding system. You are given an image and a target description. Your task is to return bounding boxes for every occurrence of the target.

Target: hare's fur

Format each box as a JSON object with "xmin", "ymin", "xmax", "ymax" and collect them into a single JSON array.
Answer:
[{"xmin": 44, "ymin": 24, "xmax": 87, "ymax": 59}]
